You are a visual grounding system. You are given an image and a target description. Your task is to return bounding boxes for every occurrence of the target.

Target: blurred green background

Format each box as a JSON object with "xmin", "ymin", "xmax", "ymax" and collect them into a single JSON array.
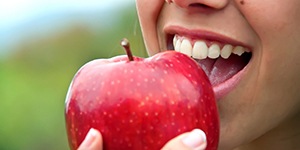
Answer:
[{"xmin": 0, "ymin": 0, "xmax": 146, "ymax": 149}]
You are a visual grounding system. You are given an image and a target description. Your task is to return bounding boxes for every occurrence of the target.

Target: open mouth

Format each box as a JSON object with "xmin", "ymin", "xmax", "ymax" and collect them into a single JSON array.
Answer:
[{"xmin": 166, "ymin": 34, "xmax": 252, "ymax": 99}]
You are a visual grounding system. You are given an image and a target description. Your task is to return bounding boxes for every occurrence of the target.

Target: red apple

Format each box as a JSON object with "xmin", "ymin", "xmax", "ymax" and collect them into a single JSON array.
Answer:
[{"xmin": 65, "ymin": 39, "xmax": 219, "ymax": 150}]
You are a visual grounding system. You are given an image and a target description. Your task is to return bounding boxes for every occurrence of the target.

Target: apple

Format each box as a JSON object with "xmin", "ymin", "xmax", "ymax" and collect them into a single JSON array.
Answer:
[{"xmin": 65, "ymin": 39, "xmax": 219, "ymax": 150}]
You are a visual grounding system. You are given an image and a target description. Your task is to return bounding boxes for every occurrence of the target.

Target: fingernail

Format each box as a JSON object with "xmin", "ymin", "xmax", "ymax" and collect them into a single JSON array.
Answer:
[
  {"xmin": 80, "ymin": 128, "xmax": 98, "ymax": 148},
  {"xmin": 182, "ymin": 129, "xmax": 207, "ymax": 150}
]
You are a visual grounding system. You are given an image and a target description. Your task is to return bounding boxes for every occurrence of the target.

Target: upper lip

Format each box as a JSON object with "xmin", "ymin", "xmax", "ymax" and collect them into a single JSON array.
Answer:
[{"xmin": 164, "ymin": 25, "xmax": 252, "ymax": 50}]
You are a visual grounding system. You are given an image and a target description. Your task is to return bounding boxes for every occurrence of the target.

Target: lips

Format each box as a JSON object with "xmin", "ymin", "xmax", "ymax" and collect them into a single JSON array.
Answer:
[{"xmin": 165, "ymin": 27, "xmax": 252, "ymax": 100}]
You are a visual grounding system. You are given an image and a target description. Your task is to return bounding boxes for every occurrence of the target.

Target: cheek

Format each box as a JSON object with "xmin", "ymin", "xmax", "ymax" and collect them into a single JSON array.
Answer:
[
  {"xmin": 239, "ymin": 1, "xmax": 300, "ymax": 43},
  {"xmin": 244, "ymin": 1, "xmax": 300, "ymax": 139},
  {"xmin": 221, "ymin": 1, "xmax": 300, "ymax": 146},
  {"xmin": 260, "ymin": 43, "xmax": 300, "ymax": 116},
  {"xmin": 240, "ymin": 1, "xmax": 300, "ymax": 88},
  {"xmin": 136, "ymin": 0, "xmax": 164, "ymax": 56}
]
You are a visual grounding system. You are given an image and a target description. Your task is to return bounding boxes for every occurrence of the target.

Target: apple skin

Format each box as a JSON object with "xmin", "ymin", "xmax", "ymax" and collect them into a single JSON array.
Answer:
[{"xmin": 65, "ymin": 51, "xmax": 219, "ymax": 150}]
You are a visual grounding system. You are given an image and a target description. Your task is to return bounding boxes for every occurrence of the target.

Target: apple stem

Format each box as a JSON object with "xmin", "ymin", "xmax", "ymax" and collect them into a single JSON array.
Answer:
[{"xmin": 121, "ymin": 38, "xmax": 134, "ymax": 61}]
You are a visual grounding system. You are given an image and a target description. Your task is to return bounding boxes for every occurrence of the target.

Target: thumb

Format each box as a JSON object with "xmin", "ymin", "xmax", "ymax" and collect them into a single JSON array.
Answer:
[
  {"xmin": 78, "ymin": 128, "xmax": 103, "ymax": 150},
  {"xmin": 162, "ymin": 129, "xmax": 207, "ymax": 150}
]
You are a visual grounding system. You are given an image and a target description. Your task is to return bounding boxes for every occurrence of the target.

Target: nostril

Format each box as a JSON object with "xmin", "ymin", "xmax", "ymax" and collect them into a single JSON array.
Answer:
[
  {"xmin": 171, "ymin": 0, "xmax": 229, "ymax": 10},
  {"xmin": 187, "ymin": 3, "xmax": 216, "ymax": 13},
  {"xmin": 189, "ymin": 3, "xmax": 209, "ymax": 8}
]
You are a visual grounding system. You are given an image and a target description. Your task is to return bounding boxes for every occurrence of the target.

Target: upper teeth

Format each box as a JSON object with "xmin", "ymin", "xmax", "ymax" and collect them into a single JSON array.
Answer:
[{"xmin": 173, "ymin": 35, "xmax": 249, "ymax": 59}]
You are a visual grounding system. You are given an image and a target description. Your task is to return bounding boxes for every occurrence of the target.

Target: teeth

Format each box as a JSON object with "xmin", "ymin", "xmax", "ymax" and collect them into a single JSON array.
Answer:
[
  {"xmin": 208, "ymin": 44, "xmax": 221, "ymax": 59},
  {"xmin": 232, "ymin": 46, "xmax": 246, "ymax": 56},
  {"xmin": 175, "ymin": 38, "xmax": 182, "ymax": 52},
  {"xmin": 173, "ymin": 35, "xmax": 178, "ymax": 48},
  {"xmin": 193, "ymin": 41, "xmax": 208, "ymax": 59},
  {"xmin": 180, "ymin": 39, "xmax": 193, "ymax": 57},
  {"xmin": 172, "ymin": 35, "xmax": 249, "ymax": 60},
  {"xmin": 221, "ymin": 44, "xmax": 233, "ymax": 59}
]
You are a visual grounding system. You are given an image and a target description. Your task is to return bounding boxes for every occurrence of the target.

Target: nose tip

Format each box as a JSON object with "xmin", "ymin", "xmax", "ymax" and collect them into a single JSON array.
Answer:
[{"xmin": 167, "ymin": 0, "xmax": 228, "ymax": 10}]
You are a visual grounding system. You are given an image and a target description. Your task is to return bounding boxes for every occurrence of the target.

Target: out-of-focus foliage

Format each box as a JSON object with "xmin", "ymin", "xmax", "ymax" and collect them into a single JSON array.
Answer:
[{"xmin": 0, "ymin": 2, "xmax": 146, "ymax": 150}]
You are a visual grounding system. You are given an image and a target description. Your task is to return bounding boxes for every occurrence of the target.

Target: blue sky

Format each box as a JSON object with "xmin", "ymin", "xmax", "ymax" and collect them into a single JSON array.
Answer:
[
  {"xmin": 0, "ymin": 0, "xmax": 135, "ymax": 55},
  {"xmin": 0, "ymin": 0, "xmax": 134, "ymax": 30}
]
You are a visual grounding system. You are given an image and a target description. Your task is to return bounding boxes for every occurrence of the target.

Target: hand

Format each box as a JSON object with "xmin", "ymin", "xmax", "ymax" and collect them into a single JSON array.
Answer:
[
  {"xmin": 162, "ymin": 129, "xmax": 207, "ymax": 150},
  {"xmin": 78, "ymin": 128, "xmax": 103, "ymax": 150},
  {"xmin": 78, "ymin": 128, "xmax": 207, "ymax": 150}
]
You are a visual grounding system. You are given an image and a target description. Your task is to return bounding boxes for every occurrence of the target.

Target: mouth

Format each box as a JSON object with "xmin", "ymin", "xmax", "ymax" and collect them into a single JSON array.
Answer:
[{"xmin": 165, "ymin": 28, "xmax": 252, "ymax": 100}]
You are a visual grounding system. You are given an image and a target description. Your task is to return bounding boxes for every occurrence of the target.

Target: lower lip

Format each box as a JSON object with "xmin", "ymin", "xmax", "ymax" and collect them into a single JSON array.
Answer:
[{"xmin": 211, "ymin": 62, "xmax": 249, "ymax": 100}]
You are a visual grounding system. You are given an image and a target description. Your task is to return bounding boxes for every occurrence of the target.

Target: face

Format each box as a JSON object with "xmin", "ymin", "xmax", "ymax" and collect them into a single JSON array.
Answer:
[{"xmin": 136, "ymin": 0, "xmax": 300, "ymax": 149}]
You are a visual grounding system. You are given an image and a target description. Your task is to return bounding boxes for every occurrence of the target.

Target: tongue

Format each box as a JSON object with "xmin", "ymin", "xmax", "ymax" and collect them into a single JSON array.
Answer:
[{"xmin": 197, "ymin": 55, "xmax": 248, "ymax": 86}]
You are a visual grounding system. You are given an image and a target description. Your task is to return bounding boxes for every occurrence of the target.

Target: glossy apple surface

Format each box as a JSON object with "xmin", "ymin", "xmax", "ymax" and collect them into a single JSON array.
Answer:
[{"xmin": 65, "ymin": 48, "xmax": 219, "ymax": 150}]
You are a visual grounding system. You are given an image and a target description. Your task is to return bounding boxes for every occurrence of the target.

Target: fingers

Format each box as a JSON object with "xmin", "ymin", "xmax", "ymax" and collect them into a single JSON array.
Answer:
[
  {"xmin": 77, "ymin": 128, "xmax": 206, "ymax": 150},
  {"xmin": 78, "ymin": 128, "xmax": 103, "ymax": 150},
  {"xmin": 162, "ymin": 129, "xmax": 207, "ymax": 150}
]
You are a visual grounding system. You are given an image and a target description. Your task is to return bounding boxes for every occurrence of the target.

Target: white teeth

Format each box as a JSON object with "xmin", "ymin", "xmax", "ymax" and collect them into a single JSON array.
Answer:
[
  {"xmin": 221, "ymin": 44, "xmax": 233, "ymax": 59},
  {"xmin": 208, "ymin": 44, "xmax": 221, "ymax": 59},
  {"xmin": 175, "ymin": 38, "xmax": 182, "ymax": 52},
  {"xmin": 232, "ymin": 46, "xmax": 246, "ymax": 56},
  {"xmin": 173, "ymin": 35, "xmax": 178, "ymax": 48},
  {"xmin": 193, "ymin": 41, "xmax": 208, "ymax": 59},
  {"xmin": 180, "ymin": 39, "xmax": 193, "ymax": 57},
  {"xmin": 172, "ymin": 35, "xmax": 249, "ymax": 59}
]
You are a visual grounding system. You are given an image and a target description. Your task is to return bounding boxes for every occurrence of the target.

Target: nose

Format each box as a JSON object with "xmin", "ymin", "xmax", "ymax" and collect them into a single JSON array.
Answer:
[{"xmin": 168, "ymin": 0, "xmax": 229, "ymax": 10}]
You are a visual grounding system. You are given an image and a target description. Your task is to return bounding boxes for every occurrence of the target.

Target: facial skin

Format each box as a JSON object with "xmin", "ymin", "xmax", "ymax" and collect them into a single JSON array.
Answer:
[{"xmin": 136, "ymin": 0, "xmax": 300, "ymax": 149}]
